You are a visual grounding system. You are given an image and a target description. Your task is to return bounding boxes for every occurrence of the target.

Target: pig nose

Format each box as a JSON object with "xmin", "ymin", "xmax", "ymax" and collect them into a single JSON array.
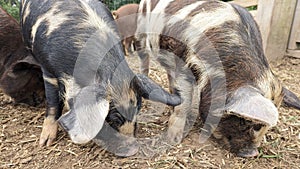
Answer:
[{"xmin": 237, "ymin": 148, "xmax": 259, "ymax": 158}]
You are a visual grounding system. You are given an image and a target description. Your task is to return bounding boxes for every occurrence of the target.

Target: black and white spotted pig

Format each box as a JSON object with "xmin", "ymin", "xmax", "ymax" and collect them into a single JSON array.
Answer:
[
  {"xmin": 135, "ymin": 0, "xmax": 300, "ymax": 157},
  {"xmin": 20, "ymin": 0, "xmax": 181, "ymax": 156},
  {"xmin": 0, "ymin": 7, "xmax": 44, "ymax": 106}
]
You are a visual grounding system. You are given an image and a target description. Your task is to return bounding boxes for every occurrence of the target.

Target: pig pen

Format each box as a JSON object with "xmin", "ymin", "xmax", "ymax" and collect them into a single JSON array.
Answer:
[{"xmin": 0, "ymin": 53, "xmax": 299, "ymax": 168}]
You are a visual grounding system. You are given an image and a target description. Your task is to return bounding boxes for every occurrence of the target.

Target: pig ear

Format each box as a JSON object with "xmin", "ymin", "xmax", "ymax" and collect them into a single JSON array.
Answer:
[
  {"xmin": 282, "ymin": 87, "xmax": 300, "ymax": 110},
  {"xmin": 16, "ymin": 55, "xmax": 40, "ymax": 66},
  {"xmin": 58, "ymin": 85, "xmax": 109, "ymax": 144},
  {"xmin": 225, "ymin": 86, "xmax": 278, "ymax": 126},
  {"xmin": 12, "ymin": 55, "xmax": 40, "ymax": 73},
  {"xmin": 112, "ymin": 11, "xmax": 118, "ymax": 19},
  {"xmin": 131, "ymin": 74, "xmax": 182, "ymax": 106}
]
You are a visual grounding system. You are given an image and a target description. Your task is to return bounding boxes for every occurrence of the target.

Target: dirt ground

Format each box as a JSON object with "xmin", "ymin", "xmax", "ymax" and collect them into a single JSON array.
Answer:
[{"xmin": 0, "ymin": 53, "xmax": 299, "ymax": 169}]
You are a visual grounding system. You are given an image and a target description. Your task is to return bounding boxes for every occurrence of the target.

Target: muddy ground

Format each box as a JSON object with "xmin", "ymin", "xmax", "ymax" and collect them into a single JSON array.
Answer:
[{"xmin": 0, "ymin": 54, "xmax": 299, "ymax": 169}]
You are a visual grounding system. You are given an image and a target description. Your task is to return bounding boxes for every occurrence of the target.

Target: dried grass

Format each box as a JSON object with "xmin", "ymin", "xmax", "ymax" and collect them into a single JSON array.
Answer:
[{"xmin": 0, "ymin": 55, "xmax": 299, "ymax": 168}]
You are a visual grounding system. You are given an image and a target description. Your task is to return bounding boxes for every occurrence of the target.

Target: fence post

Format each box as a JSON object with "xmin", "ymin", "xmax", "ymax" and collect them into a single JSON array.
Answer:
[
  {"xmin": 287, "ymin": 0, "xmax": 300, "ymax": 58},
  {"xmin": 256, "ymin": 0, "xmax": 297, "ymax": 63}
]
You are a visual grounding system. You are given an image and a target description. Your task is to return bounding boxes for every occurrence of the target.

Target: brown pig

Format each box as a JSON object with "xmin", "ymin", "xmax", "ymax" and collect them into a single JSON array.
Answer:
[
  {"xmin": 0, "ymin": 7, "xmax": 44, "ymax": 106},
  {"xmin": 112, "ymin": 4, "xmax": 139, "ymax": 56}
]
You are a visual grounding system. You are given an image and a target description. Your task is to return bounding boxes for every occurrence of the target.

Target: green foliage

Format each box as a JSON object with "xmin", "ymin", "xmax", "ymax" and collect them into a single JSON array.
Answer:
[
  {"xmin": 0, "ymin": 0, "xmax": 20, "ymax": 21},
  {"xmin": 247, "ymin": 5, "xmax": 257, "ymax": 11},
  {"xmin": 102, "ymin": 0, "xmax": 141, "ymax": 10}
]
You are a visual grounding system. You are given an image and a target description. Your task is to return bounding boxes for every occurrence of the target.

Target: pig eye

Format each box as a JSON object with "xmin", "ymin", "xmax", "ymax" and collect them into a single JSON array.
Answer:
[
  {"xmin": 253, "ymin": 124, "xmax": 262, "ymax": 131},
  {"xmin": 130, "ymin": 99, "xmax": 135, "ymax": 105},
  {"xmin": 107, "ymin": 111, "xmax": 125, "ymax": 130}
]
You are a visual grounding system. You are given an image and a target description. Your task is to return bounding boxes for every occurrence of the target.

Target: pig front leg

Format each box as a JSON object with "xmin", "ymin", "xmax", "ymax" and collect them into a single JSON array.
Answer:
[
  {"xmin": 167, "ymin": 74, "xmax": 195, "ymax": 144},
  {"xmin": 138, "ymin": 51, "xmax": 150, "ymax": 75},
  {"xmin": 39, "ymin": 74, "xmax": 64, "ymax": 146},
  {"xmin": 167, "ymin": 69, "xmax": 176, "ymax": 94},
  {"xmin": 135, "ymin": 40, "xmax": 150, "ymax": 76},
  {"xmin": 123, "ymin": 37, "xmax": 134, "ymax": 56},
  {"xmin": 122, "ymin": 39, "xmax": 129, "ymax": 56}
]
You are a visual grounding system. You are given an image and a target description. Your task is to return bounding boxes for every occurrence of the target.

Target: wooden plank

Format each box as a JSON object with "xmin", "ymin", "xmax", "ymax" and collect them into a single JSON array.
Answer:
[
  {"xmin": 229, "ymin": 0, "xmax": 258, "ymax": 8},
  {"xmin": 286, "ymin": 50, "xmax": 300, "ymax": 59},
  {"xmin": 256, "ymin": 0, "xmax": 297, "ymax": 63},
  {"xmin": 288, "ymin": 0, "xmax": 300, "ymax": 50}
]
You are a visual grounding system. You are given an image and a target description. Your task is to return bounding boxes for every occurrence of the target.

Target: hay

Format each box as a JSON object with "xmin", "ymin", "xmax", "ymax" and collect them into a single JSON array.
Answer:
[{"xmin": 0, "ymin": 54, "xmax": 299, "ymax": 168}]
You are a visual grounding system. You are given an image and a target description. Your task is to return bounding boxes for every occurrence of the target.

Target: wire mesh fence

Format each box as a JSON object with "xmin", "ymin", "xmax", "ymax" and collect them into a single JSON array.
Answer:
[{"xmin": 101, "ymin": 0, "xmax": 141, "ymax": 10}]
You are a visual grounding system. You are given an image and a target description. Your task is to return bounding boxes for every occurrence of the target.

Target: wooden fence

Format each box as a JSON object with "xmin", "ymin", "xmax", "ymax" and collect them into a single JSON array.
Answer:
[
  {"xmin": 287, "ymin": 0, "xmax": 300, "ymax": 58},
  {"xmin": 231, "ymin": 0, "xmax": 300, "ymax": 63}
]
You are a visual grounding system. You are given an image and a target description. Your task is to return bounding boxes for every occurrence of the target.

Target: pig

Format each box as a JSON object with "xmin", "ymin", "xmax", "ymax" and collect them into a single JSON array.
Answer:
[
  {"xmin": 20, "ymin": 0, "xmax": 181, "ymax": 157},
  {"xmin": 0, "ymin": 6, "xmax": 44, "ymax": 106},
  {"xmin": 112, "ymin": 4, "xmax": 139, "ymax": 56},
  {"xmin": 135, "ymin": 0, "xmax": 300, "ymax": 157}
]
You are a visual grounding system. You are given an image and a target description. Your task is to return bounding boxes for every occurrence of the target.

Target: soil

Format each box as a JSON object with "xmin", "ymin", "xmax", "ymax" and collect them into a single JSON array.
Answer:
[{"xmin": 0, "ymin": 54, "xmax": 299, "ymax": 169}]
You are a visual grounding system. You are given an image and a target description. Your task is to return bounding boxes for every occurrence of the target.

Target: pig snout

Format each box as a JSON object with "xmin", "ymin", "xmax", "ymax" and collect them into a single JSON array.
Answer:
[{"xmin": 236, "ymin": 146, "xmax": 259, "ymax": 158}]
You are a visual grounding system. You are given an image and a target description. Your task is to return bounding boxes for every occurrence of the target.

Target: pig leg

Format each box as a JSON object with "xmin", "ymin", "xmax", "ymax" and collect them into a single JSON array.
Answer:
[
  {"xmin": 122, "ymin": 39, "xmax": 129, "ymax": 56},
  {"xmin": 139, "ymin": 53, "xmax": 150, "ymax": 75},
  {"xmin": 132, "ymin": 39, "xmax": 137, "ymax": 52},
  {"xmin": 39, "ymin": 74, "xmax": 64, "ymax": 146},
  {"xmin": 166, "ymin": 69, "xmax": 176, "ymax": 113},
  {"xmin": 124, "ymin": 37, "xmax": 132, "ymax": 56},
  {"xmin": 136, "ymin": 40, "xmax": 150, "ymax": 75},
  {"xmin": 157, "ymin": 49, "xmax": 177, "ymax": 94},
  {"xmin": 167, "ymin": 73, "xmax": 195, "ymax": 144},
  {"xmin": 167, "ymin": 69, "xmax": 176, "ymax": 94}
]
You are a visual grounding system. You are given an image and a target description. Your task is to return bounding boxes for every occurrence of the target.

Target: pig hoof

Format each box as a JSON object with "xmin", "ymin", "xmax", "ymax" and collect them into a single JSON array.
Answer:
[
  {"xmin": 167, "ymin": 114, "xmax": 185, "ymax": 144},
  {"xmin": 166, "ymin": 125, "xmax": 184, "ymax": 144},
  {"xmin": 39, "ymin": 116, "xmax": 58, "ymax": 146}
]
